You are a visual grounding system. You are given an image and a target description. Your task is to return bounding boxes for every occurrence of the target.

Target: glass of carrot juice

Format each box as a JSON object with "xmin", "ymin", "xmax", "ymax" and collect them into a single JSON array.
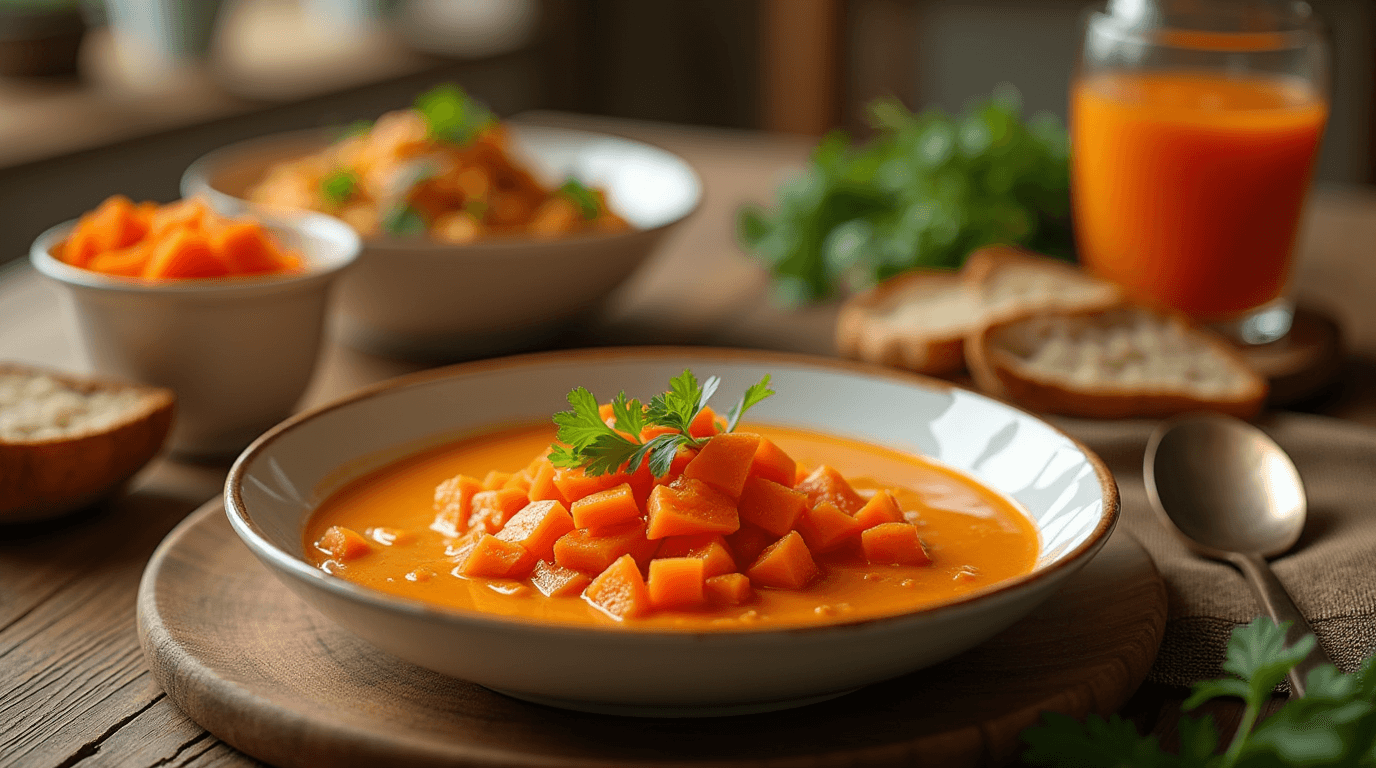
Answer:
[{"xmin": 1071, "ymin": 0, "xmax": 1328, "ymax": 344}]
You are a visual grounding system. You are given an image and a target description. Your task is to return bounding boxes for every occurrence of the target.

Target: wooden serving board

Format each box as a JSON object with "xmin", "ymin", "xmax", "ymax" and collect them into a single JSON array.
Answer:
[{"xmin": 137, "ymin": 500, "xmax": 1166, "ymax": 768}]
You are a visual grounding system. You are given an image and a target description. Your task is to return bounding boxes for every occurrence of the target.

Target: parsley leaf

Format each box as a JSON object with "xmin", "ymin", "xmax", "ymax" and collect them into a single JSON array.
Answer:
[
  {"xmin": 558, "ymin": 178, "xmax": 601, "ymax": 220},
  {"xmin": 381, "ymin": 204, "xmax": 427, "ymax": 237},
  {"xmin": 549, "ymin": 370, "xmax": 776, "ymax": 477},
  {"xmin": 320, "ymin": 170, "xmax": 358, "ymax": 206},
  {"xmin": 726, "ymin": 374, "xmax": 774, "ymax": 431},
  {"xmin": 414, "ymin": 83, "xmax": 496, "ymax": 145}
]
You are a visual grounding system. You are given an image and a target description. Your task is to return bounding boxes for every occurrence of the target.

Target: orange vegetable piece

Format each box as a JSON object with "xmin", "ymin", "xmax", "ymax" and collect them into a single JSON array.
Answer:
[
  {"xmin": 147, "ymin": 198, "xmax": 210, "ymax": 240},
  {"xmin": 854, "ymin": 490, "xmax": 905, "ymax": 530},
  {"xmin": 749, "ymin": 437, "xmax": 797, "ymax": 488},
  {"xmin": 639, "ymin": 424, "xmax": 677, "ymax": 441},
  {"xmin": 652, "ymin": 446, "xmax": 698, "ymax": 487},
  {"xmin": 527, "ymin": 458, "xmax": 569, "ymax": 506},
  {"xmin": 209, "ymin": 219, "xmax": 295, "ymax": 275},
  {"xmin": 688, "ymin": 406, "xmax": 724, "ymax": 439},
  {"xmin": 60, "ymin": 228, "xmax": 101, "ymax": 268},
  {"xmin": 468, "ymin": 488, "xmax": 530, "ymax": 534},
  {"xmin": 502, "ymin": 469, "xmax": 533, "ymax": 494},
  {"xmin": 456, "ymin": 534, "xmax": 536, "ymax": 579},
  {"xmin": 736, "ymin": 477, "xmax": 808, "ymax": 537},
  {"xmin": 495, "ymin": 500, "xmax": 575, "ymax": 560},
  {"xmin": 570, "ymin": 483, "xmax": 641, "ymax": 532},
  {"xmin": 861, "ymin": 522, "xmax": 932, "ymax": 566},
  {"xmin": 583, "ymin": 554, "xmax": 652, "ymax": 620},
  {"xmin": 796, "ymin": 466, "xmax": 866, "ymax": 515},
  {"xmin": 796, "ymin": 500, "xmax": 865, "ymax": 553},
  {"xmin": 553, "ymin": 466, "xmax": 624, "ymax": 506},
  {"xmin": 432, "ymin": 474, "xmax": 483, "ymax": 536},
  {"xmin": 315, "ymin": 525, "xmax": 373, "ymax": 561},
  {"xmin": 705, "ymin": 573, "xmax": 753, "ymax": 605},
  {"xmin": 647, "ymin": 557, "xmax": 706, "ymax": 610},
  {"xmin": 481, "ymin": 470, "xmax": 512, "ymax": 491},
  {"xmin": 654, "ymin": 533, "xmax": 736, "ymax": 578},
  {"xmin": 746, "ymin": 531, "xmax": 818, "ymax": 589},
  {"xmin": 683, "ymin": 432, "xmax": 760, "ymax": 499},
  {"xmin": 795, "ymin": 463, "xmax": 811, "ymax": 485},
  {"xmin": 142, "ymin": 229, "xmax": 230, "ymax": 279},
  {"xmin": 446, "ymin": 529, "xmax": 485, "ymax": 564},
  {"xmin": 530, "ymin": 559, "xmax": 592, "ymax": 597},
  {"xmin": 86, "ymin": 244, "xmax": 149, "ymax": 277},
  {"xmin": 726, "ymin": 524, "xmax": 776, "ymax": 566},
  {"xmin": 645, "ymin": 478, "xmax": 739, "ymax": 539},
  {"xmin": 553, "ymin": 519, "xmax": 657, "ymax": 574}
]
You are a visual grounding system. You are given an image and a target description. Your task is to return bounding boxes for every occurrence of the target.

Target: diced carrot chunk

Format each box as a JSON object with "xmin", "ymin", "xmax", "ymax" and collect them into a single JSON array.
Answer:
[
  {"xmin": 143, "ymin": 229, "xmax": 230, "ymax": 279},
  {"xmin": 503, "ymin": 469, "xmax": 533, "ymax": 494},
  {"xmin": 647, "ymin": 557, "xmax": 706, "ymax": 610},
  {"xmin": 482, "ymin": 470, "xmax": 513, "ymax": 491},
  {"xmin": 495, "ymin": 499, "xmax": 575, "ymax": 560},
  {"xmin": 705, "ymin": 573, "xmax": 753, "ymax": 605},
  {"xmin": 60, "ymin": 227, "xmax": 101, "ymax": 267},
  {"xmin": 796, "ymin": 466, "xmax": 866, "ymax": 515},
  {"xmin": 653, "ymin": 446, "xmax": 698, "ymax": 487},
  {"xmin": 553, "ymin": 466, "xmax": 623, "ymax": 504},
  {"xmin": 467, "ymin": 488, "xmax": 530, "ymax": 534},
  {"xmin": 446, "ymin": 528, "xmax": 485, "ymax": 563},
  {"xmin": 209, "ymin": 220, "xmax": 290, "ymax": 275},
  {"xmin": 737, "ymin": 477, "xmax": 808, "ymax": 537},
  {"xmin": 432, "ymin": 474, "xmax": 483, "ymax": 536},
  {"xmin": 530, "ymin": 560, "xmax": 593, "ymax": 597},
  {"xmin": 796, "ymin": 500, "xmax": 865, "ymax": 553},
  {"xmin": 854, "ymin": 490, "xmax": 905, "ymax": 530},
  {"xmin": 315, "ymin": 525, "xmax": 373, "ymax": 561},
  {"xmin": 688, "ymin": 406, "xmax": 725, "ymax": 439},
  {"xmin": 861, "ymin": 523, "xmax": 932, "ymax": 566},
  {"xmin": 749, "ymin": 437, "xmax": 797, "ymax": 487},
  {"xmin": 570, "ymin": 483, "xmax": 641, "ymax": 532},
  {"xmin": 639, "ymin": 424, "xmax": 678, "ymax": 441},
  {"xmin": 528, "ymin": 458, "xmax": 569, "ymax": 506},
  {"xmin": 583, "ymin": 554, "xmax": 652, "ymax": 620},
  {"xmin": 746, "ymin": 531, "xmax": 818, "ymax": 589},
  {"xmin": 654, "ymin": 533, "xmax": 736, "ymax": 578},
  {"xmin": 683, "ymin": 432, "xmax": 761, "ymax": 499},
  {"xmin": 598, "ymin": 403, "xmax": 615, "ymax": 422},
  {"xmin": 726, "ymin": 524, "xmax": 776, "ymax": 566},
  {"xmin": 456, "ymin": 534, "xmax": 536, "ymax": 578},
  {"xmin": 553, "ymin": 519, "xmax": 657, "ymax": 574},
  {"xmin": 645, "ymin": 478, "xmax": 739, "ymax": 539},
  {"xmin": 86, "ymin": 244, "xmax": 148, "ymax": 277},
  {"xmin": 794, "ymin": 463, "xmax": 811, "ymax": 485}
]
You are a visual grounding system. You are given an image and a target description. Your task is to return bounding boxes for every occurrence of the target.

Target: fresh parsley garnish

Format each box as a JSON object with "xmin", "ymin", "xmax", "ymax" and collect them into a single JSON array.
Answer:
[
  {"xmin": 1022, "ymin": 617, "xmax": 1376, "ymax": 767},
  {"xmin": 414, "ymin": 83, "xmax": 496, "ymax": 146},
  {"xmin": 550, "ymin": 370, "xmax": 775, "ymax": 478},
  {"xmin": 381, "ymin": 204, "xmax": 427, "ymax": 237},
  {"xmin": 320, "ymin": 170, "xmax": 358, "ymax": 206},
  {"xmin": 558, "ymin": 178, "xmax": 601, "ymax": 220}
]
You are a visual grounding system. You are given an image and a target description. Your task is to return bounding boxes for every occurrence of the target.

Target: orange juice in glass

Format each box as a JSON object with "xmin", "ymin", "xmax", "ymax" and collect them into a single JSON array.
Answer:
[{"xmin": 1072, "ymin": 0, "xmax": 1328, "ymax": 343}]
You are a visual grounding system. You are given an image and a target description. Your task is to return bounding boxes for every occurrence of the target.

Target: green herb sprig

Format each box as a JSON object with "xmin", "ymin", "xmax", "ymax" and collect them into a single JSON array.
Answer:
[
  {"xmin": 558, "ymin": 178, "xmax": 602, "ymax": 220},
  {"xmin": 1022, "ymin": 617, "xmax": 1376, "ymax": 767},
  {"xmin": 320, "ymin": 169, "xmax": 358, "ymax": 206},
  {"xmin": 414, "ymin": 83, "xmax": 496, "ymax": 146},
  {"xmin": 549, "ymin": 370, "xmax": 775, "ymax": 478}
]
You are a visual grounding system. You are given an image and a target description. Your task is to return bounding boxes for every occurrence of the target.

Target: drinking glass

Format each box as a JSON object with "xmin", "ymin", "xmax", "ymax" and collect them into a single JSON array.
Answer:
[{"xmin": 1071, "ymin": 0, "xmax": 1328, "ymax": 344}]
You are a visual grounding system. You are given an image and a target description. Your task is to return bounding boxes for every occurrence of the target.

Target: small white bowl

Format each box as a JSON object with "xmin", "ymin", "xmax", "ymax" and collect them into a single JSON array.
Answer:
[
  {"xmin": 30, "ymin": 212, "xmax": 360, "ymax": 458},
  {"xmin": 224, "ymin": 348, "xmax": 1118, "ymax": 716},
  {"xmin": 182, "ymin": 125, "xmax": 703, "ymax": 361}
]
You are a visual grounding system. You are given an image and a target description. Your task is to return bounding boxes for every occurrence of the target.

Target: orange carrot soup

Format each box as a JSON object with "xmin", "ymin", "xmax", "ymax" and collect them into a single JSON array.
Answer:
[
  {"xmin": 1071, "ymin": 71, "xmax": 1326, "ymax": 320},
  {"xmin": 303, "ymin": 373, "xmax": 1039, "ymax": 630}
]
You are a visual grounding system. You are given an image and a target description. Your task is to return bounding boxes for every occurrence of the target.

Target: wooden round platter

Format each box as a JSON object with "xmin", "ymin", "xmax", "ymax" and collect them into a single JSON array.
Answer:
[{"xmin": 137, "ymin": 500, "xmax": 1166, "ymax": 768}]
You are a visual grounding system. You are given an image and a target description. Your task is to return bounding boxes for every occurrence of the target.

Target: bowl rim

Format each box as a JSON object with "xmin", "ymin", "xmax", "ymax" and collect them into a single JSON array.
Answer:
[
  {"xmin": 181, "ymin": 123, "xmax": 706, "ymax": 253},
  {"xmin": 224, "ymin": 346, "xmax": 1120, "ymax": 640},
  {"xmin": 29, "ymin": 211, "xmax": 361, "ymax": 296}
]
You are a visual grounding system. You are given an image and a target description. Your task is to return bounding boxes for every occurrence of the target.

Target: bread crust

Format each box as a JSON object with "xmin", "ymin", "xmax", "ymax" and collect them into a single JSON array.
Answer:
[
  {"xmin": 965, "ymin": 306, "xmax": 1268, "ymax": 420},
  {"xmin": 0, "ymin": 363, "xmax": 176, "ymax": 521},
  {"xmin": 835, "ymin": 270, "xmax": 971, "ymax": 376}
]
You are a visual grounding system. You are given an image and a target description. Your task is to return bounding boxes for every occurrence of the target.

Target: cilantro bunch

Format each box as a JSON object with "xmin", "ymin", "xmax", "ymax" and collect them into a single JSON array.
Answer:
[
  {"xmin": 549, "ymin": 370, "xmax": 774, "ymax": 478},
  {"xmin": 737, "ymin": 84, "xmax": 1072, "ymax": 305},
  {"xmin": 1023, "ymin": 617, "xmax": 1376, "ymax": 767}
]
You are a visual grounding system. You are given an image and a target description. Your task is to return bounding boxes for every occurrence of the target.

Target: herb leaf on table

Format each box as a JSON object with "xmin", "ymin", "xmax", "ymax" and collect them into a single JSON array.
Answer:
[{"xmin": 1021, "ymin": 617, "xmax": 1376, "ymax": 767}]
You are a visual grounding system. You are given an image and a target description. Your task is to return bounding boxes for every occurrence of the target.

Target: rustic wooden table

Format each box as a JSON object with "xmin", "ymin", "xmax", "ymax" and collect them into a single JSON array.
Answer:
[{"xmin": 3, "ymin": 115, "xmax": 1375, "ymax": 768}]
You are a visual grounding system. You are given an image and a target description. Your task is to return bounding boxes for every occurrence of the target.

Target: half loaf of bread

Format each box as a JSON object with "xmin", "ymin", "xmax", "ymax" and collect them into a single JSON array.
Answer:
[
  {"xmin": 966, "ymin": 306, "xmax": 1268, "ymax": 419},
  {"xmin": 0, "ymin": 363, "xmax": 175, "ymax": 522}
]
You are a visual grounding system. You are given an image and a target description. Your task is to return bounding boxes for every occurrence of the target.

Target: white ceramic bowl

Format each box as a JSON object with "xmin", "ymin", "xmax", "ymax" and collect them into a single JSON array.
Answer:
[
  {"xmin": 30, "ymin": 212, "xmax": 359, "ymax": 458},
  {"xmin": 182, "ymin": 125, "xmax": 703, "ymax": 361},
  {"xmin": 224, "ymin": 348, "xmax": 1118, "ymax": 716}
]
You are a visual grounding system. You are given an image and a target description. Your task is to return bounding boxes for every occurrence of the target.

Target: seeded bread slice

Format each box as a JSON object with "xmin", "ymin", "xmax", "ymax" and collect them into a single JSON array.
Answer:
[
  {"xmin": 966, "ymin": 306, "xmax": 1268, "ymax": 420},
  {"xmin": 0, "ymin": 363, "xmax": 175, "ymax": 521},
  {"xmin": 835, "ymin": 246, "xmax": 1121, "ymax": 375}
]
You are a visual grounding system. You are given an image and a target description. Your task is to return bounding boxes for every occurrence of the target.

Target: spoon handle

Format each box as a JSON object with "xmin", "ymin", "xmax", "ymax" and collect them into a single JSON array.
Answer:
[{"xmin": 1230, "ymin": 552, "xmax": 1332, "ymax": 698}]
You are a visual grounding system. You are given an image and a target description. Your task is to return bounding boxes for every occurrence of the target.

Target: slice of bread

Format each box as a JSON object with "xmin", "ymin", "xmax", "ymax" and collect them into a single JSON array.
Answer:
[
  {"xmin": 966, "ymin": 306, "xmax": 1268, "ymax": 419},
  {"xmin": 836, "ymin": 246, "xmax": 1120, "ymax": 375},
  {"xmin": 0, "ymin": 364, "xmax": 175, "ymax": 522}
]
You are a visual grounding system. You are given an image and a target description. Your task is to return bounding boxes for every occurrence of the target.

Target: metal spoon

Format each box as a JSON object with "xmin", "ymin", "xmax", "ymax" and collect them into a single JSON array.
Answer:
[{"xmin": 1144, "ymin": 413, "xmax": 1331, "ymax": 697}]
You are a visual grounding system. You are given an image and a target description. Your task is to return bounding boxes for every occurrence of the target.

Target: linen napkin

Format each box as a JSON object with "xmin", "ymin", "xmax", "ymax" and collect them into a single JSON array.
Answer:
[{"xmin": 1056, "ymin": 413, "xmax": 1376, "ymax": 687}]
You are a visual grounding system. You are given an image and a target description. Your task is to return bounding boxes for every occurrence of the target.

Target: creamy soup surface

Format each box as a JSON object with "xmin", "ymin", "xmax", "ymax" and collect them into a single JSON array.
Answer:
[{"xmin": 304, "ymin": 423, "xmax": 1040, "ymax": 630}]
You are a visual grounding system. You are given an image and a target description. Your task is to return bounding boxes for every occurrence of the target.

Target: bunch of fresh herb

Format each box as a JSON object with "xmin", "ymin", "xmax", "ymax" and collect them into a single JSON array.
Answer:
[
  {"xmin": 737, "ymin": 85, "xmax": 1072, "ymax": 305},
  {"xmin": 1022, "ymin": 617, "xmax": 1376, "ymax": 767},
  {"xmin": 549, "ymin": 370, "xmax": 774, "ymax": 478}
]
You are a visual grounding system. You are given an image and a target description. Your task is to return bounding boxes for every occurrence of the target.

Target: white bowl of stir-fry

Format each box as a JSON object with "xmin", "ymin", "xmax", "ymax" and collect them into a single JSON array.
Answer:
[{"xmin": 182, "ymin": 86, "xmax": 702, "ymax": 361}]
